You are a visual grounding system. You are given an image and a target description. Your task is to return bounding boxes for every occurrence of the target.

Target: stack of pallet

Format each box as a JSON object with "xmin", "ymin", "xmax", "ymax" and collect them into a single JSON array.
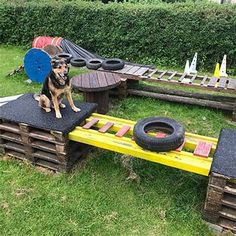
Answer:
[
  {"xmin": 0, "ymin": 118, "xmax": 88, "ymax": 172},
  {"xmin": 204, "ymin": 173, "xmax": 236, "ymax": 233}
]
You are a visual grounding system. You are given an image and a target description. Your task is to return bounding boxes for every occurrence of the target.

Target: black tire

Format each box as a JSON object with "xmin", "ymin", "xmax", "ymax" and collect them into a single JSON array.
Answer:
[
  {"xmin": 133, "ymin": 117, "xmax": 185, "ymax": 152},
  {"xmin": 102, "ymin": 58, "xmax": 125, "ymax": 71},
  {"xmin": 70, "ymin": 58, "xmax": 87, "ymax": 67},
  {"xmin": 55, "ymin": 53, "xmax": 72, "ymax": 63},
  {"xmin": 86, "ymin": 59, "xmax": 103, "ymax": 70}
]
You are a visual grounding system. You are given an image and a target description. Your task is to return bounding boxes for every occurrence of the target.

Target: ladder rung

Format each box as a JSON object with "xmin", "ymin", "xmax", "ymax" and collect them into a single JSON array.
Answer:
[
  {"xmin": 82, "ymin": 118, "xmax": 99, "ymax": 129},
  {"xmin": 178, "ymin": 73, "xmax": 187, "ymax": 82},
  {"xmin": 155, "ymin": 132, "xmax": 167, "ymax": 138},
  {"xmin": 168, "ymin": 71, "xmax": 177, "ymax": 81},
  {"xmin": 98, "ymin": 122, "xmax": 114, "ymax": 133},
  {"xmin": 175, "ymin": 140, "xmax": 185, "ymax": 152},
  {"xmin": 115, "ymin": 125, "xmax": 131, "ymax": 137},
  {"xmin": 194, "ymin": 141, "xmax": 212, "ymax": 158}
]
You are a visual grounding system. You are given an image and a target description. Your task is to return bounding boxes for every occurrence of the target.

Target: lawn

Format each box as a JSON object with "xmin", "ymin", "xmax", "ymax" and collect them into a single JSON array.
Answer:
[{"xmin": 0, "ymin": 45, "xmax": 235, "ymax": 236}]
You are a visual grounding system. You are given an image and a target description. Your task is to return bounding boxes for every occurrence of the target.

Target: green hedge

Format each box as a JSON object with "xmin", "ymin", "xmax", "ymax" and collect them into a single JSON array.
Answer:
[{"xmin": 0, "ymin": 1, "xmax": 235, "ymax": 70}]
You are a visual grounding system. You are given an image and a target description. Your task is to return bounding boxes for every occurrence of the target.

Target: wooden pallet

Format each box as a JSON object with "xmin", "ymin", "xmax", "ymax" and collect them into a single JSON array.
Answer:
[
  {"xmin": 0, "ymin": 118, "xmax": 88, "ymax": 172},
  {"xmin": 203, "ymin": 172, "xmax": 236, "ymax": 233}
]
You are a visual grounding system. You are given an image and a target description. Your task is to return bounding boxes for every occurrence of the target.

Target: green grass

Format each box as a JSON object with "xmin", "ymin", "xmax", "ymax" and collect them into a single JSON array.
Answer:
[{"xmin": 0, "ymin": 45, "xmax": 235, "ymax": 235}]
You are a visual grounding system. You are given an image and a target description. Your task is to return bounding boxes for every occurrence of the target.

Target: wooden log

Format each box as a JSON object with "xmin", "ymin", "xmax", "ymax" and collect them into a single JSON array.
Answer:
[
  {"xmin": 137, "ymin": 84, "xmax": 236, "ymax": 103},
  {"xmin": 127, "ymin": 89, "xmax": 234, "ymax": 111}
]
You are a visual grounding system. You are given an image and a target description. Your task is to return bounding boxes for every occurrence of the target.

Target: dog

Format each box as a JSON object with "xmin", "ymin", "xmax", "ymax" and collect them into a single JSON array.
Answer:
[{"xmin": 35, "ymin": 58, "xmax": 80, "ymax": 118}]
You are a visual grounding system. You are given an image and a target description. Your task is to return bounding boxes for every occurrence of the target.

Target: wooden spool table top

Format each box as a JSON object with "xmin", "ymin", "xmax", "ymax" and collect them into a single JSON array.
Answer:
[{"xmin": 72, "ymin": 71, "xmax": 121, "ymax": 92}]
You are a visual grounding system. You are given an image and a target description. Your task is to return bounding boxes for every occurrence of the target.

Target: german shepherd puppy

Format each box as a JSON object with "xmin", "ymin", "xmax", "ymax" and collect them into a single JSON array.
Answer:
[{"xmin": 35, "ymin": 58, "xmax": 80, "ymax": 118}]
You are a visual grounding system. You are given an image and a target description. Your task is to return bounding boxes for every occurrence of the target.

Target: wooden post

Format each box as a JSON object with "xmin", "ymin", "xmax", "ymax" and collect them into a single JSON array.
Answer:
[{"xmin": 84, "ymin": 91, "xmax": 109, "ymax": 114}]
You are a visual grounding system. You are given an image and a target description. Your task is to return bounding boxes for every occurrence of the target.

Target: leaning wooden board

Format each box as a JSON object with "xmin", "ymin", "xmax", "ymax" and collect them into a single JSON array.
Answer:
[{"xmin": 100, "ymin": 65, "xmax": 236, "ymax": 93}]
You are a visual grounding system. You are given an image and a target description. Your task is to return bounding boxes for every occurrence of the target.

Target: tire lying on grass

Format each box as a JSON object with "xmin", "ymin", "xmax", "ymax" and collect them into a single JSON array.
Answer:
[
  {"xmin": 101, "ymin": 58, "xmax": 125, "ymax": 71},
  {"xmin": 86, "ymin": 58, "xmax": 103, "ymax": 70},
  {"xmin": 55, "ymin": 53, "xmax": 72, "ymax": 63},
  {"xmin": 133, "ymin": 117, "xmax": 185, "ymax": 152},
  {"xmin": 70, "ymin": 58, "xmax": 87, "ymax": 67}
]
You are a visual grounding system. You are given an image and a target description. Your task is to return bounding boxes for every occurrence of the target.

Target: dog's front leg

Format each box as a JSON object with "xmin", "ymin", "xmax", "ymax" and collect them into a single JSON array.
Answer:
[
  {"xmin": 66, "ymin": 91, "xmax": 80, "ymax": 112},
  {"xmin": 51, "ymin": 93, "xmax": 62, "ymax": 118}
]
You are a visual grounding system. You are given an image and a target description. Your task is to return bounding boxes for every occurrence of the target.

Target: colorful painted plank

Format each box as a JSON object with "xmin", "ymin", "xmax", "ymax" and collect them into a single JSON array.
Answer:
[
  {"xmin": 155, "ymin": 132, "xmax": 167, "ymax": 138},
  {"xmin": 218, "ymin": 78, "xmax": 228, "ymax": 89},
  {"xmin": 176, "ymin": 140, "xmax": 185, "ymax": 152},
  {"xmin": 227, "ymin": 79, "xmax": 236, "ymax": 90},
  {"xmin": 208, "ymin": 77, "xmax": 218, "ymax": 87},
  {"xmin": 98, "ymin": 122, "xmax": 114, "ymax": 133},
  {"xmin": 82, "ymin": 118, "xmax": 99, "ymax": 129},
  {"xmin": 115, "ymin": 125, "xmax": 131, "ymax": 137},
  {"xmin": 194, "ymin": 141, "xmax": 212, "ymax": 158}
]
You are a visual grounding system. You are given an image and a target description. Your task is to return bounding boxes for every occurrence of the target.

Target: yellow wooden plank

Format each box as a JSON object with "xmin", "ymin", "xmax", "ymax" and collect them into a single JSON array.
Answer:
[
  {"xmin": 69, "ymin": 127, "xmax": 212, "ymax": 176},
  {"xmin": 83, "ymin": 114, "xmax": 217, "ymax": 153}
]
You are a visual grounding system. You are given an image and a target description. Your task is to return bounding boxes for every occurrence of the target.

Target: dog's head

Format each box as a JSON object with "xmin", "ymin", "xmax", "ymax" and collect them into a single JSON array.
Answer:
[{"xmin": 51, "ymin": 58, "xmax": 70, "ymax": 86}]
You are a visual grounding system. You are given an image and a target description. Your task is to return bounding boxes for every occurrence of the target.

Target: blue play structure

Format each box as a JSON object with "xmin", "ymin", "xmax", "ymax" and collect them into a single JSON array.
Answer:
[{"xmin": 24, "ymin": 48, "xmax": 51, "ymax": 83}]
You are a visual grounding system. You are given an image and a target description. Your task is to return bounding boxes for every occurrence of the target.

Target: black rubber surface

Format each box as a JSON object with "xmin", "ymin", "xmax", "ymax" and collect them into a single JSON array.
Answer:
[
  {"xmin": 133, "ymin": 117, "xmax": 185, "ymax": 152},
  {"xmin": 0, "ymin": 94, "xmax": 97, "ymax": 134},
  {"xmin": 211, "ymin": 128, "xmax": 236, "ymax": 178}
]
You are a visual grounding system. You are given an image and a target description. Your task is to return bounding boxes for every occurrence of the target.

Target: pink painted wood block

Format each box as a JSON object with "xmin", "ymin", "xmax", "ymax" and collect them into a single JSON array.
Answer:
[
  {"xmin": 175, "ymin": 140, "xmax": 185, "ymax": 152},
  {"xmin": 155, "ymin": 132, "xmax": 167, "ymax": 138},
  {"xmin": 194, "ymin": 141, "xmax": 212, "ymax": 158},
  {"xmin": 98, "ymin": 122, "xmax": 114, "ymax": 133},
  {"xmin": 82, "ymin": 118, "xmax": 99, "ymax": 129},
  {"xmin": 115, "ymin": 125, "xmax": 131, "ymax": 137}
]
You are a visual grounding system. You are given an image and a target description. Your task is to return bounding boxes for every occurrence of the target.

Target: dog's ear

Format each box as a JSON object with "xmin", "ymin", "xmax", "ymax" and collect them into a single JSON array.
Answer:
[{"xmin": 51, "ymin": 58, "xmax": 59, "ymax": 68}]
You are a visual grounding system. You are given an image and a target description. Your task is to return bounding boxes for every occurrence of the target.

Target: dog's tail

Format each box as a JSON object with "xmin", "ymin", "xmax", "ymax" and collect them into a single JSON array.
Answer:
[{"xmin": 33, "ymin": 93, "xmax": 40, "ymax": 101}]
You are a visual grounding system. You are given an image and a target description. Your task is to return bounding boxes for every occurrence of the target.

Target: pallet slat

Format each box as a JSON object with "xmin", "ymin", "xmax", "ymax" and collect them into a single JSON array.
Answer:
[
  {"xmin": 227, "ymin": 79, "xmax": 236, "ymax": 90},
  {"xmin": 158, "ymin": 71, "xmax": 167, "ymax": 79},
  {"xmin": 168, "ymin": 72, "xmax": 177, "ymax": 81},
  {"xmin": 82, "ymin": 118, "xmax": 99, "ymax": 129},
  {"xmin": 133, "ymin": 67, "xmax": 150, "ymax": 76},
  {"xmin": 98, "ymin": 122, "xmax": 114, "ymax": 133},
  {"xmin": 178, "ymin": 73, "xmax": 187, "ymax": 82},
  {"xmin": 115, "ymin": 125, "xmax": 130, "ymax": 137},
  {"xmin": 208, "ymin": 78, "xmax": 218, "ymax": 87},
  {"xmin": 218, "ymin": 78, "xmax": 228, "ymax": 89},
  {"xmin": 194, "ymin": 141, "xmax": 212, "ymax": 157}
]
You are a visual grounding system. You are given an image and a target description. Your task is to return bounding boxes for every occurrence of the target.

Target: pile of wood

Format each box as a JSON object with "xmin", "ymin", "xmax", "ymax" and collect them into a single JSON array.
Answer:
[
  {"xmin": 204, "ymin": 172, "xmax": 236, "ymax": 233},
  {"xmin": 0, "ymin": 118, "xmax": 88, "ymax": 172}
]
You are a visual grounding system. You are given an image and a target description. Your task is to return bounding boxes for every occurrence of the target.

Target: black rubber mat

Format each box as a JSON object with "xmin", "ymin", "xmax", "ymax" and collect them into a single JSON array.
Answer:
[
  {"xmin": 0, "ymin": 94, "xmax": 97, "ymax": 134},
  {"xmin": 211, "ymin": 128, "xmax": 236, "ymax": 178}
]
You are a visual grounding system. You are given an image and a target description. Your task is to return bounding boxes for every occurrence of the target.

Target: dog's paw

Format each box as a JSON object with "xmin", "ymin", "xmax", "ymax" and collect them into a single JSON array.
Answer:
[
  {"xmin": 56, "ymin": 113, "xmax": 62, "ymax": 119},
  {"xmin": 45, "ymin": 108, "xmax": 51, "ymax": 113},
  {"xmin": 60, "ymin": 103, "xmax": 66, "ymax": 109},
  {"xmin": 73, "ymin": 107, "xmax": 81, "ymax": 112}
]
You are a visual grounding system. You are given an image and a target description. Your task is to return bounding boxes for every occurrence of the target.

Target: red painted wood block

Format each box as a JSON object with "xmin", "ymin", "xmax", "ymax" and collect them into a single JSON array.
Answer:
[
  {"xmin": 98, "ymin": 122, "xmax": 114, "ymax": 133},
  {"xmin": 175, "ymin": 140, "xmax": 185, "ymax": 152},
  {"xmin": 82, "ymin": 118, "xmax": 99, "ymax": 129},
  {"xmin": 155, "ymin": 132, "xmax": 167, "ymax": 138},
  {"xmin": 115, "ymin": 125, "xmax": 131, "ymax": 137},
  {"xmin": 194, "ymin": 141, "xmax": 212, "ymax": 158}
]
